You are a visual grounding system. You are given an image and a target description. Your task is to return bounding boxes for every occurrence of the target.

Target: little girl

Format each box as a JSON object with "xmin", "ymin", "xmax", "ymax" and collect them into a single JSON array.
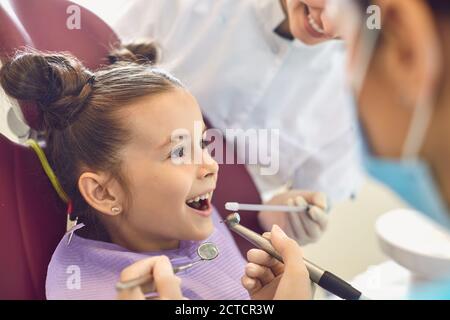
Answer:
[{"xmin": 0, "ymin": 42, "xmax": 326, "ymax": 300}]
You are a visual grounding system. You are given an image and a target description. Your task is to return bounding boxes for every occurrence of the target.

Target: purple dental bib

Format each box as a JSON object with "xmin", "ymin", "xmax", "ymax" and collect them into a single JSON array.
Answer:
[{"xmin": 46, "ymin": 209, "xmax": 250, "ymax": 300}]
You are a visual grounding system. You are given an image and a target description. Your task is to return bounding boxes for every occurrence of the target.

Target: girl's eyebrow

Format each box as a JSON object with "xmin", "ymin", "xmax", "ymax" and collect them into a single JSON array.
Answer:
[{"xmin": 158, "ymin": 124, "xmax": 207, "ymax": 149}]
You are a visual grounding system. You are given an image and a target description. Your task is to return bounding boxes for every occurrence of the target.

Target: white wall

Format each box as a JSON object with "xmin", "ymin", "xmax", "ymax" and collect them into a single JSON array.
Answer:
[{"xmin": 304, "ymin": 177, "xmax": 407, "ymax": 281}]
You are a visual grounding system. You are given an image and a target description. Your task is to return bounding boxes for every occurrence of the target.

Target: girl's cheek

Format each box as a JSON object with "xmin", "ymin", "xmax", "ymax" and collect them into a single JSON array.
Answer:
[
  {"xmin": 158, "ymin": 165, "xmax": 195, "ymax": 195},
  {"xmin": 133, "ymin": 162, "xmax": 197, "ymax": 207}
]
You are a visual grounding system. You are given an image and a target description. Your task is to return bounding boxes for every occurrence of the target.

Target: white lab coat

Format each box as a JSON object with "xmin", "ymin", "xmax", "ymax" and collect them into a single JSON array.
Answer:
[{"xmin": 85, "ymin": 0, "xmax": 363, "ymax": 204}]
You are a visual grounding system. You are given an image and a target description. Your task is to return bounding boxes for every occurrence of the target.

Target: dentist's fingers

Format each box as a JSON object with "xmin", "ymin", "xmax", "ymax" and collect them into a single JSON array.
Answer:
[
  {"xmin": 292, "ymin": 191, "xmax": 328, "ymax": 211},
  {"xmin": 293, "ymin": 196, "xmax": 321, "ymax": 241},
  {"xmin": 308, "ymin": 205, "xmax": 329, "ymax": 231},
  {"xmin": 245, "ymin": 263, "xmax": 275, "ymax": 286},
  {"xmin": 270, "ymin": 225, "xmax": 311, "ymax": 300},
  {"xmin": 262, "ymin": 232, "xmax": 271, "ymax": 239},
  {"xmin": 119, "ymin": 257, "xmax": 158, "ymax": 283},
  {"xmin": 118, "ymin": 256, "xmax": 183, "ymax": 300},
  {"xmin": 286, "ymin": 198, "xmax": 303, "ymax": 239},
  {"xmin": 270, "ymin": 225, "xmax": 306, "ymax": 267},
  {"xmin": 247, "ymin": 248, "xmax": 285, "ymax": 276},
  {"xmin": 287, "ymin": 197, "xmax": 308, "ymax": 241},
  {"xmin": 241, "ymin": 275, "xmax": 263, "ymax": 295},
  {"xmin": 153, "ymin": 256, "xmax": 184, "ymax": 300},
  {"xmin": 298, "ymin": 211, "xmax": 321, "ymax": 242},
  {"xmin": 286, "ymin": 196, "xmax": 317, "ymax": 244},
  {"xmin": 312, "ymin": 192, "xmax": 328, "ymax": 211},
  {"xmin": 293, "ymin": 195, "xmax": 308, "ymax": 209}
]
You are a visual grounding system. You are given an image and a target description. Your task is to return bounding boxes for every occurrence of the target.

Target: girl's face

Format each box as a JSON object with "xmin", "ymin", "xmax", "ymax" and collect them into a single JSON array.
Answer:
[
  {"xmin": 285, "ymin": 0, "xmax": 337, "ymax": 45},
  {"xmin": 110, "ymin": 88, "xmax": 218, "ymax": 251}
]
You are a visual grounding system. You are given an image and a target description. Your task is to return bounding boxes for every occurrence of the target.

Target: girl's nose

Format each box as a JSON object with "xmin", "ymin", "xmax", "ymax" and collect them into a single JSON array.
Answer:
[{"xmin": 198, "ymin": 151, "xmax": 219, "ymax": 179}]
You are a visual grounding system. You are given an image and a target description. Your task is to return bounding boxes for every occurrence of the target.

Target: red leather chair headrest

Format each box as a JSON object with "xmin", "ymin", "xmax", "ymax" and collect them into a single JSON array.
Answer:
[{"xmin": 0, "ymin": 0, "xmax": 119, "ymax": 299}]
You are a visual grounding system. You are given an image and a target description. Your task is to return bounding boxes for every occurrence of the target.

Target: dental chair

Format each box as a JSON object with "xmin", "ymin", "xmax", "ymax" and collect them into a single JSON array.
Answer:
[{"xmin": 0, "ymin": 0, "xmax": 262, "ymax": 300}]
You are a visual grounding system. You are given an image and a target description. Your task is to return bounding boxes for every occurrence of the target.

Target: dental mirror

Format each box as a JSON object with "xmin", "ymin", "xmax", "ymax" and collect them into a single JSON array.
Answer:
[
  {"xmin": 172, "ymin": 242, "xmax": 219, "ymax": 273},
  {"xmin": 197, "ymin": 242, "xmax": 219, "ymax": 261},
  {"xmin": 116, "ymin": 242, "xmax": 219, "ymax": 294}
]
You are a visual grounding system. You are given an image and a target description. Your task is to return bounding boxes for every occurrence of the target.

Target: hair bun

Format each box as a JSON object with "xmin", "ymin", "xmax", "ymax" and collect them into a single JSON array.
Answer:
[
  {"xmin": 108, "ymin": 40, "xmax": 160, "ymax": 65},
  {"xmin": 0, "ymin": 50, "xmax": 94, "ymax": 130}
]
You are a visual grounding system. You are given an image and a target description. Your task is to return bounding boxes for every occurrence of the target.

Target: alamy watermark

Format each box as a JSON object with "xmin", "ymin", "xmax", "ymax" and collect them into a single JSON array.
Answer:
[
  {"xmin": 65, "ymin": 3, "xmax": 382, "ymax": 31},
  {"xmin": 66, "ymin": 4, "xmax": 81, "ymax": 30},
  {"xmin": 170, "ymin": 121, "xmax": 280, "ymax": 176},
  {"xmin": 366, "ymin": 5, "xmax": 382, "ymax": 30},
  {"xmin": 66, "ymin": 265, "xmax": 81, "ymax": 290}
]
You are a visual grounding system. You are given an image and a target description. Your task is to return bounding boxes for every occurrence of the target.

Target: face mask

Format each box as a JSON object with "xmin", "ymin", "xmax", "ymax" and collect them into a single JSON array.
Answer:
[
  {"xmin": 348, "ymin": 4, "xmax": 450, "ymax": 230},
  {"xmin": 359, "ymin": 132, "xmax": 450, "ymax": 230}
]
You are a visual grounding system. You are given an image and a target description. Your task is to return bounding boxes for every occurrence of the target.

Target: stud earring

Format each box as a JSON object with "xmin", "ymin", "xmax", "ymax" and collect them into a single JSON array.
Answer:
[{"xmin": 111, "ymin": 206, "xmax": 122, "ymax": 214}]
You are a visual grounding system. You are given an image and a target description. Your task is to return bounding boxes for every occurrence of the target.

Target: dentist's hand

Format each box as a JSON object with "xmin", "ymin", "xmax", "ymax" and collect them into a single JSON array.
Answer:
[
  {"xmin": 258, "ymin": 190, "xmax": 329, "ymax": 245},
  {"xmin": 241, "ymin": 225, "xmax": 312, "ymax": 300},
  {"xmin": 117, "ymin": 256, "xmax": 184, "ymax": 300}
]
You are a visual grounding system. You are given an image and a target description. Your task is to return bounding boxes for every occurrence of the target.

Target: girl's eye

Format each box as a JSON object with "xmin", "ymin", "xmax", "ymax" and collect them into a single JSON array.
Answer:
[
  {"xmin": 201, "ymin": 138, "xmax": 212, "ymax": 149},
  {"xmin": 170, "ymin": 146, "xmax": 185, "ymax": 159}
]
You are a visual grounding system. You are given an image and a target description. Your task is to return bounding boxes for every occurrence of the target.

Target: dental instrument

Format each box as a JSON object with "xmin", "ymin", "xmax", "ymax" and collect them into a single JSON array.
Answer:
[
  {"xmin": 224, "ymin": 213, "xmax": 368, "ymax": 300},
  {"xmin": 225, "ymin": 202, "xmax": 310, "ymax": 213},
  {"xmin": 115, "ymin": 242, "xmax": 219, "ymax": 294},
  {"xmin": 225, "ymin": 202, "xmax": 310, "ymax": 241}
]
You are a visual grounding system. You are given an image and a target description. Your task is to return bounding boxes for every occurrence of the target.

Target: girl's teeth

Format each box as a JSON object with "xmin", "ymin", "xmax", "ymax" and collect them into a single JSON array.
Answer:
[
  {"xmin": 308, "ymin": 14, "xmax": 325, "ymax": 34},
  {"xmin": 187, "ymin": 192, "xmax": 213, "ymax": 203}
]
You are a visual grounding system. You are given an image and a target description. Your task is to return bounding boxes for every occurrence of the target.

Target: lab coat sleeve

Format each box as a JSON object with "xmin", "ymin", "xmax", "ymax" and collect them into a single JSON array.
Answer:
[{"xmin": 291, "ymin": 127, "xmax": 364, "ymax": 205}]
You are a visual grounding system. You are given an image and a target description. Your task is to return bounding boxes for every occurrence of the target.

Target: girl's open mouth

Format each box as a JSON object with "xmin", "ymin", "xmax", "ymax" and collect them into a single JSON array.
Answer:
[
  {"xmin": 186, "ymin": 191, "xmax": 213, "ymax": 216},
  {"xmin": 303, "ymin": 4, "xmax": 326, "ymax": 38}
]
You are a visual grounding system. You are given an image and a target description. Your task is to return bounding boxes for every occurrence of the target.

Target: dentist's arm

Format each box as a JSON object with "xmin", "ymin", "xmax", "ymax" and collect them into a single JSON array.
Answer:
[
  {"xmin": 241, "ymin": 225, "xmax": 312, "ymax": 300},
  {"xmin": 117, "ymin": 256, "xmax": 183, "ymax": 300}
]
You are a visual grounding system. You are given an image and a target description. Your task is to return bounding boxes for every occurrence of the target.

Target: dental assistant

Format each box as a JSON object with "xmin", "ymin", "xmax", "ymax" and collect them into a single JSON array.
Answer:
[
  {"xmin": 84, "ymin": 0, "xmax": 363, "ymax": 246},
  {"xmin": 240, "ymin": 0, "xmax": 450, "ymax": 300}
]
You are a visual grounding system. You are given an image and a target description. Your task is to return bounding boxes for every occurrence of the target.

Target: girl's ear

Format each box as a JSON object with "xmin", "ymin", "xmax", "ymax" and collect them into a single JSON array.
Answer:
[{"xmin": 78, "ymin": 172, "xmax": 125, "ymax": 217}]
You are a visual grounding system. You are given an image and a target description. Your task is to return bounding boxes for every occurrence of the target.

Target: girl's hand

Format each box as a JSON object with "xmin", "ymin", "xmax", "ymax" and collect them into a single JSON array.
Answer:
[
  {"xmin": 117, "ymin": 256, "xmax": 184, "ymax": 300},
  {"xmin": 258, "ymin": 190, "xmax": 329, "ymax": 245},
  {"xmin": 241, "ymin": 225, "xmax": 312, "ymax": 300}
]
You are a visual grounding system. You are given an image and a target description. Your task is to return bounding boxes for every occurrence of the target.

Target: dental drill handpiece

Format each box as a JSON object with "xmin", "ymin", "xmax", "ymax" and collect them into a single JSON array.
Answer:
[{"xmin": 224, "ymin": 213, "xmax": 368, "ymax": 300}]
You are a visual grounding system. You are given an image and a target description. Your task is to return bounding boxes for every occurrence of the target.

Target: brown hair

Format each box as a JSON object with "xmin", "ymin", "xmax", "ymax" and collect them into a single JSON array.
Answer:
[{"xmin": 0, "ymin": 41, "xmax": 183, "ymax": 239}]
